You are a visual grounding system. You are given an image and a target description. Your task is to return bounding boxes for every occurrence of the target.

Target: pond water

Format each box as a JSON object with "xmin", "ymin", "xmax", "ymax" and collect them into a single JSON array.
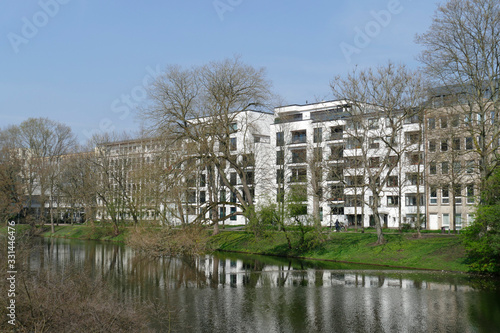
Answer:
[{"xmin": 27, "ymin": 238, "xmax": 500, "ymax": 332}]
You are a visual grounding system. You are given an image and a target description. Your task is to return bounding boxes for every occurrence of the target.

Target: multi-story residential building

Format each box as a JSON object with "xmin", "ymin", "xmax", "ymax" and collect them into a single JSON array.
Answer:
[
  {"xmin": 270, "ymin": 100, "xmax": 425, "ymax": 228},
  {"xmin": 423, "ymin": 86, "xmax": 492, "ymax": 231}
]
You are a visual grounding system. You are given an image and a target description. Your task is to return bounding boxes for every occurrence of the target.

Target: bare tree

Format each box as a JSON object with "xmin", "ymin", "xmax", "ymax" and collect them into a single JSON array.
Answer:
[
  {"xmin": 331, "ymin": 62, "xmax": 426, "ymax": 244},
  {"xmin": 141, "ymin": 57, "xmax": 274, "ymax": 234},
  {"xmin": 416, "ymin": 0, "xmax": 500, "ymax": 193},
  {"xmin": 2, "ymin": 118, "xmax": 76, "ymax": 231}
]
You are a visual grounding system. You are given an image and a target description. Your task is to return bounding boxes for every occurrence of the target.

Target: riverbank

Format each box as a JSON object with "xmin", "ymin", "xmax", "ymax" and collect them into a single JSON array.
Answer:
[
  {"xmin": 1, "ymin": 224, "xmax": 468, "ymax": 272},
  {"xmin": 209, "ymin": 230, "xmax": 468, "ymax": 272}
]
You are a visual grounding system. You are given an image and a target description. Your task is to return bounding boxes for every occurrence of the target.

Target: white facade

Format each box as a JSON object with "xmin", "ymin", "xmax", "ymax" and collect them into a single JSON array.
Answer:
[{"xmin": 270, "ymin": 100, "xmax": 426, "ymax": 228}]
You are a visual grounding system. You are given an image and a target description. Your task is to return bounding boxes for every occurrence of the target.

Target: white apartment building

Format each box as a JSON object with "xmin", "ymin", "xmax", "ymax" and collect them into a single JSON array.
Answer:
[{"xmin": 270, "ymin": 100, "xmax": 425, "ymax": 228}]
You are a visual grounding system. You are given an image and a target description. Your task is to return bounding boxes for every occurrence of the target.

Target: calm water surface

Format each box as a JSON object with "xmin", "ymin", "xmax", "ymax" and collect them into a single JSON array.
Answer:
[{"xmin": 28, "ymin": 238, "xmax": 500, "ymax": 333}]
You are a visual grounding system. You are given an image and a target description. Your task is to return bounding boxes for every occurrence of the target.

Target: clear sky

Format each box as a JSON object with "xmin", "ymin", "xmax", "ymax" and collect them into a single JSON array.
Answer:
[{"xmin": 1, "ymin": 0, "xmax": 438, "ymax": 145}]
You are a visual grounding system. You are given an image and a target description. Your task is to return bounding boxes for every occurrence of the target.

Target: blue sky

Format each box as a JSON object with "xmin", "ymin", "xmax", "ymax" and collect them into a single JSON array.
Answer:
[{"xmin": 1, "ymin": 0, "xmax": 438, "ymax": 144}]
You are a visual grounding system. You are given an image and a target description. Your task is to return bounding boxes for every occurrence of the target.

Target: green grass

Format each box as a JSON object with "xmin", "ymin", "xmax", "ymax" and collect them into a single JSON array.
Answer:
[
  {"xmin": 2, "ymin": 224, "xmax": 467, "ymax": 272},
  {"xmin": 41, "ymin": 224, "xmax": 128, "ymax": 242},
  {"xmin": 210, "ymin": 231, "xmax": 468, "ymax": 272}
]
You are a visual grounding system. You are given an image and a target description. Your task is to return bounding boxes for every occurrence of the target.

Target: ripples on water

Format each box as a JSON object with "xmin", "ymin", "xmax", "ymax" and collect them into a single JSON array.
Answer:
[{"xmin": 28, "ymin": 238, "xmax": 500, "ymax": 333}]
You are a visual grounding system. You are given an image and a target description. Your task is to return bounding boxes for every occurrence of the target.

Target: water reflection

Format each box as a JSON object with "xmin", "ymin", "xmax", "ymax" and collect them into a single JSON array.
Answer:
[{"xmin": 28, "ymin": 238, "xmax": 500, "ymax": 333}]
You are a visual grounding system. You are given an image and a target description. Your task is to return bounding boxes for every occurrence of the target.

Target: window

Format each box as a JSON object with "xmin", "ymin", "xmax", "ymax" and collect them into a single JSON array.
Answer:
[
  {"xmin": 277, "ymin": 188, "xmax": 284, "ymax": 202},
  {"xmin": 430, "ymin": 162, "xmax": 437, "ymax": 175},
  {"xmin": 430, "ymin": 187, "xmax": 437, "ymax": 204},
  {"xmin": 467, "ymin": 184, "xmax": 475, "ymax": 204},
  {"xmin": 409, "ymin": 153, "xmax": 422, "ymax": 165},
  {"xmin": 387, "ymin": 176, "xmax": 398, "ymax": 187},
  {"xmin": 428, "ymin": 117, "xmax": 436, "ymax": 129},
  {"xmin": 346, "ymin": 176, "xmax": 363, "ymax": 187},
  {"xmin": 290, "ymin": 168, "xmax": 307, "ymax": 182},
  {"xmin": 200, "ymin": 191, "xmax": 206, "ymax": 204},
  {"xmin": 406, "ymin": 173, "xmax": 420, "ymax": 185},
  {"xmin": 454, "ymin": 184, "xmax": 462, "ymax": 204},
  {"xmin": 451, "ymin": 115, "xmax": 460, "ymax": 127},
  {"xmin": 276, "ymin": 150, "xmax": 284, "ymax": 165},
  {"xmin": 291, "ymin": 130, "xmax": 307, "ymax": 144},
  {"xmin": 230, "ymin": 191, "xmax": 237, "ymax": 203},
  {"xmin": 442, "ymin": 187, "xmax": 449, "ymax": 204},
  {"xmin": 405, "ymin": 194, "xmax": 423, "ymax": 206},
  {"xmin": 276, "ymin": 169, "xmax": 284, "ymax": 183},
  {"xmin": 187, "ymin": 190, "xmax": 196, "ymax": 203},
  {"xmin": 345, "ymin": 195, "xmax": 362, "ymax": 207},
  {"xmin": 229, "ymin": 122, "xmax": 238, "ymax": 132},
  {"xmin": 230, "ymin": 207, "xmax": 237, "ymax": 220},
  {"xmin": 369, "ymin": 196, "xmax": 381, "ymax": 207},
  {"xmin": 369, "ymin": 138, "xmax": 380, "ymax": 149},
  {"xmin": 328, "ymin": 166, "xmax": 343, "ymax": 181},
  {"xmin": 429, "ymin": 140, "xmax": 436, "ymax": 152},
  {"xmin": 345, "ymin": 157, "xmax": 363, "ymax": 168},
  {"xmin": 443, "ymin": 214, "xmax": 450, "ymax": 227},
  {"xmin": 387, "ymin": 196, "xmax": 399, "ymax": 206},
  {"xmin": 369, "ymin": 176, "xmax": 381, "ymax": 187},
  {"xmin": 330, "ymin": 126, "xmax": 344, "ymax": 140},
  {"xmin": 330, "ymin": 146, "xmax": 343, "ymax": 160},
  {"xmin": 453, "ymin": 161, "xmax": 461, "ymax": 173},
  {"xmin": 346, "ymin": 137, "xmax": 362, "ymax": 149},
  {"xmin": 466, "ymin": 137, "xmax": 473, "ymax": 150},
  {"xmin": 452, "ymin": 138, "xmax": 461, "ymax": 150},
  {"xmin": 245, "ymin": 171, "xmax": 254, "ymax": 185},
  {"xmin": 219, "ymin": 207, "xmax": 226, "ymax": 219},
  {"xmin": 200, "ymin": 174, "xmax": 206, "ymax": 187},
  {"xmin": 369, "ymin": 157, "xmax": 380, "ymax": 168},
  {"xmin": 368, "ymin": 118, "xmax": 379, "ymax": 129},
  {"xmin": 466, "ymin": 160, "xmax": 474, "ymax": 173},
  {"xmin": 386, "ymin": 155, "xmax": 398, "ymax": 168},
  {"xmin": 230, "ymin": 172, "xmax": 237, "ymax": 185},
  {"xmin": 276, "ymin": 132, "xmax": 284, "ymax": 146},
  {"xmin": 455, "ymin": 214, "xmax": 462, "ymax": 229},
  {"xmin": 406, "ymin": 132, "xmax": 420, "ymax": 145},
  {"xmin": 442, "ymin": 161, "xmax": 449, "ymax": 174},
  {"xmin": 313, "ymin": 147, "xmax": 323, "ymax": 162},
  {"xmin": 330, "ymin": 184, "xmax": 344, "ymax": 201},
  {"xmin": 441, "ymin": 140, "xmax": 448, "ymax": 151},
  {"xmin": 230, "ymin": 137, "xmax": 237, "ymax": 151},
  {"xmin": 313, "ymin": 128, "xmax": 322, "ymax": 143},
  {"xmin": 291, "ymin": 149, "xmax": 307, "ymax": 163},
  {"xmin": 440, "ymin": 117, "xmax": 448, "ymax": 128},
  {"xmin": 220, "ymin": 190, "xmax": 226, "ymax": 202}
]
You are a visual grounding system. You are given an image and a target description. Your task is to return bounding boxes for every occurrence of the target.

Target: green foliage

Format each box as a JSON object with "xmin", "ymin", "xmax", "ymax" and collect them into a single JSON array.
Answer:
[
  {"xmin": 461, "ymin": 204, "xmax": 500, "ymax": 274},
  {"xmin": 245, "ymin": 204, "xmax": 279, "ymax": 238},
  {"xmin": 461, "ymin": 169, "xmax": 500, "ymax": 274}
]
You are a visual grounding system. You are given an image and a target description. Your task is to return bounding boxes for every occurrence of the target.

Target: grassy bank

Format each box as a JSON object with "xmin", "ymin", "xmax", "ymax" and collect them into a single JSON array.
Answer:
[
  {"xmin": 1, "ymin": 224, "xmax": 468, "ymax": 272},
  {"xmin": 210, "ymin": 231, "xmax": 468, "ymax": 272},
  {"xmin": 0, "ymin": 224, "xmax": 128, "ymax": 242}
]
